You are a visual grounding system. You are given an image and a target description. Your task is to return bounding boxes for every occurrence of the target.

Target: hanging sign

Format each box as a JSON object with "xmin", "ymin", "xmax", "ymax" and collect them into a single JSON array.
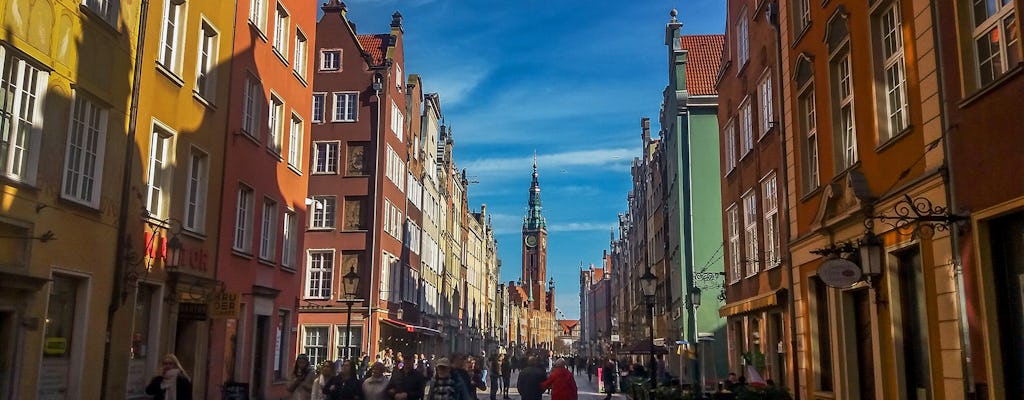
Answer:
[
  {"xmin": 818, "ymin": 259, "xmax": 863, "ymax": 288},
  {"xmin": 178, "ymin": 302, "xmax": 209, "ymax": 321}
]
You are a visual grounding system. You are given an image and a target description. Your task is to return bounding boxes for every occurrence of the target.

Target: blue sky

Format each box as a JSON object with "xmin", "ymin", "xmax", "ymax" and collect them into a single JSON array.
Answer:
[{"xmin": 343, "ymin": 1, "xmax": 726, "ymax": 319}]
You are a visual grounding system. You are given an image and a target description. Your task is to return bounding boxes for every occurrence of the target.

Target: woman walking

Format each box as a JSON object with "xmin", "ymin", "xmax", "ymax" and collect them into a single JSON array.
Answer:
[
  {"xmin": 312, "ymin": 362, "xmax": 336, "ymax": 400},
  {"xmin": 363, "ymin": 362, "xmax": 390, "ymax": 400},
  {"xmin": 288, "ymin": 354, "xmax": 316, "ymax": 400},
  {"xmin": 542, "ymin": 359, "xmax": 578, "ymax": 400},
  {"xmin": 145, "ymin": 354, "xmax": 193, "ymax": 400},
  {"xmin": 324, "ymin": 360, "xmax": 364, "ymax": 400}
]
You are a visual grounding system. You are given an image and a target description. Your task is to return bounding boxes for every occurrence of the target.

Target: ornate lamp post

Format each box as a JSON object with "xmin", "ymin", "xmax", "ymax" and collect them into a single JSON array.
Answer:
[
  {"xmin": 639, "ymin": 269, "xmax": 658, "ymax": 386},
  {"xmin": 342, "ymin": 266, "xmax": 360, "ymax": 360}
]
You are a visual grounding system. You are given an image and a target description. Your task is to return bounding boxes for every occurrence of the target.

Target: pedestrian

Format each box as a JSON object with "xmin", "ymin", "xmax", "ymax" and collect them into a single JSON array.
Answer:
[
  {"xmin": 388, "ymin": 355, "xmax": 427, "ymax": 400},
  {"xmin": 602, "ymin": 358, "xmax": 617, "ymax": 400},
  {"xmin": 324, "ymin": 360, "xmax": 364, "ymax": 400},
  {"xmin": 312, "ymin": 362, "xmax": 335, "ymax": 400},
  {"xmin": 516, "ymin": 356, "xmax": 547, "ymax": 400},
  {"xmin": 723, "ymin": 373, "xmax": 738, "ymax": 392},
  {"xmin": 542, "ymin": 359, "xmax": 578, "ymax": 400},
  {"xmin": 364, "ymin": 362, "xmax": 391, "ymax": 400},
  {"xmin": 145, "ymin": 354, "xmax": 193, "ymax": 400},
  {"xmin": 586, "ymin": 359, "xmax": 594, "ymax": 383},
  {"xmin": 467, "ymin": 356, "xmax": 486, "ymax": 394},
  {"xmin": 288, "ymin": 354, "xmax": 316, "ymax": 400},
  {"xmin": 359, "ymin": 354, "xmax": 371, "ymax": 379},
  {"xmin": 499, "ymin": 354, "xmax": 512, "ymax": 399},
  {"xmin": 426, "ymin": 357, "xmax": 468, "ymax": 400}
]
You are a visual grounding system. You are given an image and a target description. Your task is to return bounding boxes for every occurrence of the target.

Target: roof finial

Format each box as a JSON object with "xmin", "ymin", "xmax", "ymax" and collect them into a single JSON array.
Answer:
[
  {"xmin": 670, "ymin": 8, "xmax": 678, "ymax": 22},
  {"xmin": 533, "ymin": 150, "xmax": 538, "ymax": 171}
]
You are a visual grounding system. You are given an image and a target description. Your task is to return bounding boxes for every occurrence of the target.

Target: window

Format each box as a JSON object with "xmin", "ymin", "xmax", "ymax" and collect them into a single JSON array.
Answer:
[
  {"xmin": 249, "ymin": 0, "xmax": 266, "ymax": 31},
  {"xmin": 288, "ymin": 114, "xmax": 302, "ymax": 169},
  {"xmin": 62, "ymin": 94, "xmax": 108, "ymax": 207},
  {"xmin": 794, "ymin": 0, "xmax": 811, "ymax": 33},
  {"xmin": 390, "ymin": 101, "xmax": 404, "ymax": 141},
  {"xmin": 343, "ymin": 197, "xmax": 365, "ymax": 231},
  {"xmin": 268, "ymin": 94, "xmax": 284, "ymax": 155},
  {"xmin": 274, "ymin": 310, "xmax": 290, "ymax": 380},
  {"xmin": 242, "ymin": 77, "xmax": 263, "ymax": 138},
  {"xmin": 313, "ymin": 141, "xmax": 338, "ymax": 174},
  {"xmin": 282, "ymin": 211, "xmax": 297, "ymax": 269},
  {"xmin": 309, "ymin": 196, "xmax": 336, "ymax": 229},
  {"xmin": 312, "ymin": 93, "xmax": 325, "ymax": 123},
  {"xmin": 971, "ymin": 0, "xmax": 1020, "ymax": 87},
  {"xmin": 831, "ymin": 52, "xmax": 857, "ymax": 170},
  {"xmin": 305, "ymin": 251, "xmax": 334, "ymax": 299},
  {"xmin": 83, "ymin": 0, "xmax": 119, "ymax": 26},
  {"xmin": 811, "ymin": 278, "xmax": 834, "ymax": 391},
  {"xmin": 146, "ymin": 126, "xmax": 174, "ymax": 219},
  {"xmin": 874, "ymin": 2, "xmax": 909, "ymax": 142},
  {"xmin": 761, "ymin": 173, "xmax": 780, "ymax": 268},
  {"xmin": 260, "ymin": 198, "xmax": 278, "ymax": 261},
  {"xmin": 724, "ymin": 119, "xmax": 736, "ymax": 172},
  {"xmin": 42, "ymin": 274, "xmax": 87, "ymax": 398},
  {"xmin": 332, "ymin": 92, "xmax": 357, "ymax": 122},
  {"xmin": 742, "ymin": 190, "xmax": 759, "ymax": 277},
  {"xmin": 294, "ymin": 30, "xmax": 307, "ymax": 79},
  {"xmin": 234, "ymin": 185, "xmax": 255, "ymax": 252},
  {"xmin": 346, "ymin": 143, "xmax": 368, "ymax": 176},
  {"xmin": 740, "ymin": 98, "xmax": 753, "ymax": 156},
  {"xmin": 380, "ymin": 251, "xmax": 400, "ymax": 302},
  {"xmin": 320, "ymin": 49, "xmax": 341, "ymax": 71},
  {"xmin": 758, "ymin": 73, "xmax": 774, "ymax": 136},
  {"xmin": 158, "ymin": 0, "xmax": 185, "ymax": 73},
  {"xmin": 799, "ymin": 88, "xmax": 820, "ymax": 193},
  {"xmin": 406, "ymin": 172, "xmax": 423, "ymax": 209},
  {"xmin": 385, "ymin": 145, "xmax": 405, "ymax": 191},
  {"xmin": 183, "ymin": 148, "xmax": 209, "ymax": 233},
  {"xmin": 272, "ymin": 3, "xmax": 289, "ymax": 58},
  {"xmin": 0, "ymin": 49, "xmax": 48, "ymax": 183},
  {"xmin": 727, "ymin": 205, "xmax": 741, "ymax": 283},
  {"xmin": 383, "ymin": 200, "xmax": 402, "ymax": 239},
  {"xmin": 196, "ymin": 22, "xmax": 218, "ymax": 100},
  {"xmin": 302, "ymin": 326, "xmax": 329, "ymax": 367},
  {"xmin": 402, "ymin": 267, "xmax": 419, "ymax": 303},
  {"xmin": 404, "ymin": 219, "xmax": 421, "ymax": 255},
  {"xmin": 336, "ymin": 326, "xmax": 362, "ymax": 360},
  {"xmin": 736, "ymin": 9, "xmax": 749, "ymax": 68},
  {"xmin": 395, "ymin": 64, "xmax": 403, "ymax": 90}
]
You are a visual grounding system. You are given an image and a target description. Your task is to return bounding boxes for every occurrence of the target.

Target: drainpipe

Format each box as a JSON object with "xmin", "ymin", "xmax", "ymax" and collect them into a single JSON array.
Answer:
[
  {"xmin": 928, "ymin": 2, "xmax": 973, "ymax": 398},
  {"xmin": 101, "ymin": 1, "xmax": 150, "ymax": 398},
  {"xmin": 767, "ymin": 2, "xmax": 800, "ymax": 398},
  {"xmin": 366, "ymin": 73, "xmax": 384, "ymax": 357}
]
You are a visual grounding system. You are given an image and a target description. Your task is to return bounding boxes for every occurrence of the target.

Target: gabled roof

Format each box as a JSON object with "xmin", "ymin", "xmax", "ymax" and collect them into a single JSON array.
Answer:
[
  {"xmin": 357, "ymin": 34, "xmax": 389, "ymax": 65},
  {"xmin": 558, "ymin": 320, "xmax": 579, "ymax": 335},
  {"xmin": 680, "ymin": 34, "xmax": 725, "ymax": 96}
]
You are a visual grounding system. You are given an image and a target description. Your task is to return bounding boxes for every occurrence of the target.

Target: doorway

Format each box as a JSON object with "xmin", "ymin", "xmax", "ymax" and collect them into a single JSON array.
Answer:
[
  {"xmin": 0, "ymin": 311, "xmax": 15, "ymax": 399},
  {"xmin": 252, "ymin": 315, "xmax": 270, "ymax": 399}
]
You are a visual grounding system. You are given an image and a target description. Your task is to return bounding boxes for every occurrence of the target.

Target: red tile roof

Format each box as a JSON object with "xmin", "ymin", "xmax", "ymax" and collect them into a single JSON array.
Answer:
[
  {"xmin": 558, "ymin": 320, "xmax": 579, "ymax": 335},
  {"xmin": 357, "ymin": 34, "xmax": 389, "ymax": 65},
  {"xmin": 679, "ymin": 34, "xmax": 725, "ymax": 96}
]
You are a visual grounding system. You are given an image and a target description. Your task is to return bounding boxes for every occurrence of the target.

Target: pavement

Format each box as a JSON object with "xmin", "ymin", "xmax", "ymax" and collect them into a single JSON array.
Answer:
[{"xmin": 475, "ymin": 369, "xmax": 626, "ymax": 400}]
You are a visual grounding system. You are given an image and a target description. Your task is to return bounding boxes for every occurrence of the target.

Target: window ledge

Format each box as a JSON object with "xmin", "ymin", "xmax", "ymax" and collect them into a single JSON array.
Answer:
[
  {"xmin": 155, "ymin": 63, "xmax": 184, "ymax": 87},
  {"xmin": 192, "ymin": 91, "xmax": 217, "ymax": 110},
  {"xmin": 57, "ymin": 195, "xmax": 102, "ymax": 213},
  {"xmin": 272, "ymin": 48, "xmax": 290, "ymax": 66},
  {"xmin": 959, "ymin": 63, "xmax": 1023, "ymax": 108},
  {"xmin": 758, "ymin": 124, "xmax": 777, "ymax": 141},
  {"xmin": 790, "ymin": 23, "xmax": 812, "ymax": 49},
  {"xmin": 249, "ymin": 21, "xmax": 268, "ymax": 42},
  {"xmin": 78, "ymin": 5, "xmax": 120, "ymax": 34},
  {"xmin": 875, "ymin": 125, "xmax": 914, "ymax": 152},
  {"xmin": 288, "ymin": 164, "xmax": 302, "ymax": 176},
  {"xmin": 311, "ymin": 171, "xmax": 339, "ymax": 176},
  {"xmin": 181, "ymin": 229, "xmax": 207, "ymax": 241},
  {"xmin": 238, "ymin": 130, "xmax": 261, "ymax": 146},
  {"xmin": 231, "ymin": 249, "xmax": 254, "ymax": 259},
  {"xmin": 331, "ymin": 119, "xmax": 357, "ymax": 123},
  {"xmin": 266, "ymin": 146, "xmax": 284, "ymax": 161},
  {"xmin": 258, "ymin": 257, "xmax": 278, "ymax": 268},
  {"xmin": 281, "ymin": 266, "xmax": 297, "ymax": 274},
  {"xmin": 292, "ymin": 70, "xmax": 308, "ymax": 87},
  {"xmin": 308, "ymin": 227, "xmax": 334, "ymax": 232},
  {"xmin": 799, "ymin": 185, "xmax": 824, "ymax": 203}
]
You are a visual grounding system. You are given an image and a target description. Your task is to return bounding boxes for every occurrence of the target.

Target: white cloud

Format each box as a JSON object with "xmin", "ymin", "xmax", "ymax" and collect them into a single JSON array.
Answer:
[
  {"xmin": 421, "ymin": 64, "xmax": 490, "ymax": 107},
  {"xmin": 463, "ymin": 147, "xmax": 635, "ymax": 176},
  {"xmin": 547, "ymin": 222, "xmax": 616, "ymax": 233}
]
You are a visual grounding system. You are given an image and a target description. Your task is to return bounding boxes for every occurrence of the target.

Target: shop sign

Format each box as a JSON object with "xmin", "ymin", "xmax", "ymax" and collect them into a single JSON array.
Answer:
[
  {"xmin": 209, "ymin": 292, "xmax": 240, "ymax": 319},
  {"xmin": 43, "ymin": 337, "xmax": 67, "ymax": 355},
  {"xmin": 610, "ymin": 334, "xmax": 620, "ymax": 342},
  {"xmin": 818, "ymin": 258, "xmax": 863, "ymax": 289},
  {"xmin": 179, "ymin": 302, "xmax": 209, "ymax": 321}
]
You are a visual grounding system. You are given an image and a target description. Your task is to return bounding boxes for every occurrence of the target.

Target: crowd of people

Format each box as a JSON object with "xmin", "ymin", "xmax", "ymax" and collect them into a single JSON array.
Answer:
[{"xmin": 284, "ymin": 350, "xmax": 581, "ymax": 400}]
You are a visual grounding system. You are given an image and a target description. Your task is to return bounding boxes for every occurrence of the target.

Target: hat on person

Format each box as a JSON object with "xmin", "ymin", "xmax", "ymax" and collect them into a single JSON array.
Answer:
[
  {"xmin": 435, "ymin": 357, "xmax": 451, "ymax": 368},
  {"xmin": 297, "ymin": 354, "xmax": 309, "ymax": 361}
]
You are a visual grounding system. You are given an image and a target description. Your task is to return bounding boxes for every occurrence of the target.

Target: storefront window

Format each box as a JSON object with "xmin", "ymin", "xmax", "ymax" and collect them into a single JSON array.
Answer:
[
  {"xmin": 127, "ymin": 284, "xmax": 159, "ymax": 399},
  {"xmin": 39, "ymin": 274, "xmax": 83, "ymax": 399}
]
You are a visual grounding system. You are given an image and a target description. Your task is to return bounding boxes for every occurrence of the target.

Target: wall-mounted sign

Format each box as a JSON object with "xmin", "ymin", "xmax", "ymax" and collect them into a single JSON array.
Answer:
[
  {"xmin": 209, "ymin": 292, "xmax": 240, "ymax": 319},
  {"xmin": 818, "ymin": 259, "xmax": 863, "ymax": 289},
  {"xmin": 43, "ymin": 337, "xmax": 67, "ymax": 355},
  {"xmin": 610, "ymin": 334, "xmax": 621, "ymax": 342},
  {"xmin": 178, "ymin": 302, "xmax": 209, "ymax": 321}
]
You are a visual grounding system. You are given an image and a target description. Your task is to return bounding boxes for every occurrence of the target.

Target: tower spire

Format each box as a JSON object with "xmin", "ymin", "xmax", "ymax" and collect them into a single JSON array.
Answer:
[{"xmin": 524, "ymin": 153, "xmax": 545, "ymax": 230}]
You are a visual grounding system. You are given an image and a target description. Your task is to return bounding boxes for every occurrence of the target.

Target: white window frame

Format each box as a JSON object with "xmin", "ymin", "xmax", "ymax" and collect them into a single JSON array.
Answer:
[
  {"xmin": 335, "ymin": 325, "xmax": 362, "ymax": 360},
  {"xmin": 727, "ymin": 204, "xmax": 741, "ymax": 283},
  {"xmin": 970, "ymin": 0, "xmax": 1020, "ymax": 87},
  {"xmin": 385, "ymin": 145, "xmax": 405, "ymax": 192},
  {"xmin": 305, "ymin": 250, "xmax": 334, "ymax": 299},
  {"xmin": 390, "ymin": 100, "xmax": 404, "ymax": 141},
  {"xmin": 287, "ymin": 113, "xmax": 303, "ymax": 171},
  {"xmin": 739, "ymin": 97, "xmax": 753, "ymax": 156},
  {"xmin": 294, "ymin": 29, "xmax": 308, "ymax": 80},
  {"xmin": 158, "ymin": 0, "xmax": 186, "ymax": 74},
  {"xmin": 799, "ymin": 87, "xmax": 820, "ymax": 193},
  {"xmin": 249, "ymin": 0, "xmax": 267, "ymax": 32},
  {"xmin": 736, "ymin": 8, "xmax": 749, "ymax": 69},
  {"xmin": 0, "ymin": 48, "xmax": 48, "ymax": 184},
  {"xmin": 301, "ymin": 326, "xmax": 330, "ymax": 367},
  {"xmin": 282, "ymin": 210, "xmax": 297, "ymax": 269},
  {"xmin": 872, "ymin": 2, "xmax": 909, "ymax": 142},
  {"xmin": 268, "ymin": 93, "xmax": 284, "ymax": 155},
  {"xmin": 312, "ymin": 141, "xmax": 339, "ymax": 174},
  {"xmin": 724, "ymin": 119, "xmax": 736, "ymax": 173},
  {"xmin": 242, "ymin": 76, "xmax": 263, "ymax": 139},
  {"xmin": 309, "ymin": 195, "xmax": 336, "ymax": 230},
  {"xmin": 312, "ymin": 93, "xmax": 326, "ymax": 124},
  {"xmin": 795, "ymin": 0, "xmax": 811, "ymax": 32},
  {"xmin": 320, "ymin": 49, "xmax": 341, "ymax": 72},
  {"xmin": 62, "ymin": 93, "xmax": 109, "ymax": 208},
  {"xmin": 742, "ymin": 190, "xmax": 759, "ymax": 277},
  {"xmin": 83, "ymin": 0, "xmax": 119, "ymax": 26},
  {"xmin": 272, "ymin": 2, "xmax": 289, "ymax": 61},
  {"xmin": 146, "ymin": 122, "xmax": 175, "ymax": 219},
  {"xmin": 761, "ymin": 172, "xmax": 780, "ymax": 269},
  {"xmin": 758, "ymin": 71, "xmax": 774, "ymax": 137},
  {"xmin": 195, "ymin": 20, "xmax": 219, "ymax": 101},
  {"xmin": 332, "ymin": 92, "xmax": 357, "ymax": 122},
  {"xmin": 832, "ymin": 51, "xmax": 858, "ymax": 170},
  {"xmin": 183, "ymin": 147, "xmax": 209, "ymax": 233},
  {"xmin": 233, "ymin": 184, "xmax": 255, "ymax": 253},
  {"xmin": 259, "ymin": 198, "xmax": 278, "ymax": 261}
]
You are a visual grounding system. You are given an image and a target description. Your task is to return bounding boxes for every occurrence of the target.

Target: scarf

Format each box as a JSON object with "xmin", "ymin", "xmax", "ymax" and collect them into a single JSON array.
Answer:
[{"xmin": 161, "ymin": 368, "xmax": 181, "ymax": 400}]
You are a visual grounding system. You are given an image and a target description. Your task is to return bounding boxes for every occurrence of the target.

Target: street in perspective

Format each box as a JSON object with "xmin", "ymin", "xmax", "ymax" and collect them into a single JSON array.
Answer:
[{"xmin": 0, "ymin": 0, "xmax": 1021, "ymax": 399}]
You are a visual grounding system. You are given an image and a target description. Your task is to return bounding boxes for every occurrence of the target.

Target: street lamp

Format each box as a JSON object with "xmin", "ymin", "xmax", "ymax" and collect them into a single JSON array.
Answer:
[
  {"xmin": 639, "ymin": 269, "xmax": 658, "ymax": 386},
  {"xmin": 342, "ymin": 266, "xmax": 360, "ymax": 360},
  {"xmin": 165, "ymin": 235, "xmax": 183, "ymax": 269}
]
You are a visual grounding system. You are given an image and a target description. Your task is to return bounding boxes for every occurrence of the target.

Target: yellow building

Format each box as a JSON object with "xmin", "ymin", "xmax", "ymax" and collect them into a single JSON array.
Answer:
[{"xmin": 0, "ymin": 0, "xmax": 138, "ymax": 398}]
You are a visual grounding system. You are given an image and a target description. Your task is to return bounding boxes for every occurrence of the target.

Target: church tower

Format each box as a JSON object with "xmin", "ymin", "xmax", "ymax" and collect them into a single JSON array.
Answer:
[{"xmin": 522, "ymin": 155, "xmax": 548, "ymax": 311}]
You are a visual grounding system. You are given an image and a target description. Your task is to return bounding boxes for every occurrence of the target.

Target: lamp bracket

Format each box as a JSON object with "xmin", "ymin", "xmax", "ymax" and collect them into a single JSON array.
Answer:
[{"xmin": 868, "ymin": 194, "xmax": 968, "ymax": 238}]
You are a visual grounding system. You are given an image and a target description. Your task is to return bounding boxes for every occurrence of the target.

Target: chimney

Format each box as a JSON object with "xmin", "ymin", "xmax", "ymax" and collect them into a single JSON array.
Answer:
[
  {"xmin": 321, "ymin": 0, "xmax": 347, "ymax": 14},
  {"xmin": 391, "ymin": 11, "xmax": 403, "ymax": 31},
  {"xmin": 641, "ymin": 117, "xmax": 651, "ymax": 144}
]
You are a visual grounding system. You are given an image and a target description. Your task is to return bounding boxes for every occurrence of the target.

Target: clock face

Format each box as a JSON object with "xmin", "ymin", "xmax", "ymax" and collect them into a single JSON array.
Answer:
[{"xmin": 525, "ymin": 234, "xmax": 538, "ymax": 248}]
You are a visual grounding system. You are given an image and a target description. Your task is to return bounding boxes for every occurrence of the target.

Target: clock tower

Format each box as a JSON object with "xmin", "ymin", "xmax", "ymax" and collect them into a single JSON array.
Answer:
[{"xmin": 522, "ymin": 156, "xmax": 548, "ymax": 311}]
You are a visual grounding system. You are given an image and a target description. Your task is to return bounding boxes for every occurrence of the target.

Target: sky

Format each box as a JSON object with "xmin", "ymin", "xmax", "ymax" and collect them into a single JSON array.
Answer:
[{"xmin": 342, "ymin": 0, "xmax": 726, "ymax": 319}]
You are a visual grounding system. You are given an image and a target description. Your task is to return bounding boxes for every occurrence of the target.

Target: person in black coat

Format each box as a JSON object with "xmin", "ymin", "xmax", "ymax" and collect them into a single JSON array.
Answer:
[
  {"xmin": 324, "ymin": 360, "xmax": 364, "ymax": 400},
  {"xmin": 388, "ymin": 357, "xmax": 427, "ymax": 400},
  {"xmin": 499, "ymin": 354, "xmax": 511, "ymax": 399},
  {"xmin": 145, "ymin": 354, "xmax": 193, "ymax": 400},
  {"xmin": 515, "ymin": 356, "xmax": 547, "ymax": 400},
  {"xmin": 602, "ymin": 357, "xmax": 617, "ymax": 400}
]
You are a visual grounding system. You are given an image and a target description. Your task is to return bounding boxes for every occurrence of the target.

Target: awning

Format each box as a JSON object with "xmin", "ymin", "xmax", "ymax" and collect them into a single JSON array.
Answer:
[
  {"xmin": 718, "ymin": 289, "xmax": 787, "ymax": 317},
  {"xmin": 381, "ymin": 318, "xmax": 443, "ymax": 336}
]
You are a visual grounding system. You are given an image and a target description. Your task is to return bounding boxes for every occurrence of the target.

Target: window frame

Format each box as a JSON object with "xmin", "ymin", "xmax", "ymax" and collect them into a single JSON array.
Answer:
[
  {"xmin": 309, "ymin": 195, "xmax": 336, "ymax": 230},
  {"xmin": 727, "ymin": 204, "xmax": 741, "ymax": 284},
  {"xmin": 158, "ymin": 0, "xmax": 186, "ymax": 75},
  {"xmin": 242, "ymin": 76, "xmax": 264, "ymax": 140},
  {"xmin": 248, "ymin": 0, "xmax": 267, "ymax": 33},
  {"xmin": 724, "ymin": 118, "xmax": 737, "ymax": 173},
  {"xmin": 332, "ymin": 92, "xmax": 357, "ymax": 122},
  {"xmin": 319, "ymin": 49, "xmax": 341, "ymax": 72},
  {"xmin": 798, "ymin": 85, "xmax": 820, "ymax": 194},
  {"xmin": 969, "ymin": 0, "xmax": 1020, "ymax": 88},
  {"xmin": 281, "ymin": 210, "xmax": 298, "ymax": 269},
  {"xmin": 305, "ymin": 250, "xmax": 334, "ymax": 300},
  {"xmin": 233, "ymin": 183, "xmax": 255, "ymax": 253},
  {"xmin": 267, "ymin": 93, "xmax": 284, "ymax": 156},
  {"xmin": 0, "ymin": 46, "xmax": 48, "ymax": 185},
  {"xmin": 259, "ymin": 197, "xmax": 278, "ymax": 262},
  {"xmin": 872, "ymin": 1, "xmax": 910, "ymax": 143},
  {"xmin": 736, "ymin": 8, "xmax": 750, "ymax": 70},
  {"xmin": 293, "ymin": 29, "xmax": 308, "ymax": 81},
  {"xmin": 183, "ymin": 146, "xmax": 209, "ymax": 234},
  {"xmin": 287, "ymin": 112, "xmax": 303, "ymax": 171},
  {"xmin": 390, "ymin": 100, "xmax": 404, "ymax": 141},
  {"xmin": 312, "ymin": 141, "xmax": 339, "ymax": 175},
  {"xmin": 739, "ymin": 96, "xmax": 753, "ymax": 157},
  {"xmin": 272, "ymin": 2, "xmax": 290, "ymax": 63},
  {"xmin": 301, "ymin": 325, "xmax": 330, "ymax": 367},
  {"xmin": 195, "ymin": 19, "xmax": 219, "ymax": 102},
  {"xmin": 311, "ymin": 92, "xmax": 326, "ymax": 124},
  {"xmin": 62, "ymin": 92, "xmax": 109, "ymax": 208},
  {"xmin": 761, "ymin": 172, "xmax": 780, "ymax": 269},
  {"xmin": 742, "ymin": 189, "xmax": 760, "ymax": 277},
  {"xmin": 146, "ymin": 121, "xmax": 176, "ymax": 220},
  {"xmin": 758, "ymin": 70, "xmax": 774, "ymax": 137}
]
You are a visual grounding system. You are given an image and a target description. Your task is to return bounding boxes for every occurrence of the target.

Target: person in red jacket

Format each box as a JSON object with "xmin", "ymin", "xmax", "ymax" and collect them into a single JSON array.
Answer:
[{"xmin": 541, "ymin": 359, "xmax": 578, "ymax": 400}]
